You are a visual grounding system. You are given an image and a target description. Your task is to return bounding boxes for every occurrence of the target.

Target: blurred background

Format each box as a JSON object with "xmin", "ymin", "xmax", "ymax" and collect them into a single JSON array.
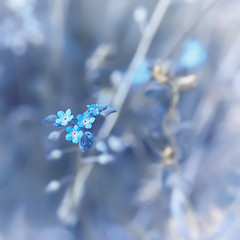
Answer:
[{"xmin": 1, "ymin": 0, "xmax": 240, "ymax": 239}]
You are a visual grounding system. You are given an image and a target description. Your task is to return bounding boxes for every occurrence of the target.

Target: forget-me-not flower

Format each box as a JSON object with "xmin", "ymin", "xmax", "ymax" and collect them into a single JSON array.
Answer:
[
  {"xmin": 87, "ymin": 104, "xmax": 99, "ymax": 116},
  {"xmin": 44, "ymin": 104, "xmax": 117, "ymax": 152},
  {"xmin": 179, "ymin": 38, "xmax": 207, "ymax": 69},
  {"xmin": 77, "ymin": 111, "xmax": 95, "ymax": 129},
  {"xmin": 65, "ymin": 125, "xmax": 83, "ymax": 144},
  {"xmin": 131, "ymin": 59, "xmax": 151, "ymax": 85},
  {"xmin": 55, "ymin": 109, "xmax": 73, "ymax": 126}
]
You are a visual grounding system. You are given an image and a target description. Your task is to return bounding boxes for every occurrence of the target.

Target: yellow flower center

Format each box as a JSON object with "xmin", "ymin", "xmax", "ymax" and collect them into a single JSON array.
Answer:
[{"xmin": 72, "ymin": 131, "xmax": 77, "ymax": 136}]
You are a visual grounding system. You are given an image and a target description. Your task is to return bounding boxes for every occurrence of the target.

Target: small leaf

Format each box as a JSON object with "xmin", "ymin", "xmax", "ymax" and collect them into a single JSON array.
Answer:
[
  {"xmin": 177, "ymin": 74, "xmax": 197, "ymax": 91},
  {"xmin": 100, "ymin": 107, "xmax": 117, "ymax": 117},
  {"xmin": 47, "ymin": 149, "xmax": 63, "ymax": 161},
  {"xmin": 145, "ymin": 83, "xmax": 172, "ymax": 109},
  {"xmin": 42, "ymin": 114, "xmax": 57, "ymax": 125},
  {"xmin": 48, "ymin": 131, "xmax": 62, "ymax": 141}
]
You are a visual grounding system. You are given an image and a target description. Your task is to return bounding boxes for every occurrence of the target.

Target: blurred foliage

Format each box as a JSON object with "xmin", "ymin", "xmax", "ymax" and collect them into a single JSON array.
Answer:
[{"xmin": 1, "ymin": 0, "xmax": 240, "ymax": 239}]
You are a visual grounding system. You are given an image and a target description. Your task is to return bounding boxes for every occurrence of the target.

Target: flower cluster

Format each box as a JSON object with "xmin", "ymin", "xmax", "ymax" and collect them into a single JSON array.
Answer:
[{"xmin": 43, "ymin": 104, "xmax": 115, "ymax": 152}]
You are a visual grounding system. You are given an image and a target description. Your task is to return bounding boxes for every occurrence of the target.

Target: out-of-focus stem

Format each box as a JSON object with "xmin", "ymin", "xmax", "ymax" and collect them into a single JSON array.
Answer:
[
  {"xmin": 98, "ymin": 0, "xmax": 172, "ymax": 139},
  {"xmin": 57, "ymin": 158, "xmax": 94, "ymax": 225},
  {"xmin": 163, "ymin": 0, "xmax": 221, "ymax": 60}
]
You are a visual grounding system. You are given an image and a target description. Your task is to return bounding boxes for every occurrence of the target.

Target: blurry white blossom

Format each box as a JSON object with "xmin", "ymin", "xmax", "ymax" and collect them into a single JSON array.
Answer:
[
  {"xmin": 0, "ymin": 0, "xmax": 44, "ymax": 54},
  {"xmin": 47, "ymin": 149, "xmax": 63, "ymax": 161},
  {"xmin": 44, "ymin": 180, "xmax": 61, "ymax": 193}
]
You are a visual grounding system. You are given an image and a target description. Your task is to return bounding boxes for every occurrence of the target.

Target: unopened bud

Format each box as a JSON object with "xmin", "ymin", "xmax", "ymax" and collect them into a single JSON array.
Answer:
[
  {"xmin": 47, "ymin": 149, "xmax": 63, "ymax": 161},
  {"xmin": 44, "ymin": 180, "xmax": 61, "ymax": 193}
]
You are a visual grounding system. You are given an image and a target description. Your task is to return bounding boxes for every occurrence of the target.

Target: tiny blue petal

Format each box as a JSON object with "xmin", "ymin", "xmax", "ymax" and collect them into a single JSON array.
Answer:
[
  {"xmin": 85, "ymin": 123, "xmax": 92, "ymax": 129},
  {"xmin": 77, "ymin": 114, "xmax": 83, "ymax": 121},
  {"xmin": 78, "ymin": 122, "xmax": 85, "ymax": 128},
  {"xmin": 66, "ymin": 126, "xmax": 73, "ymax": 133},
  {"xmin": 62, "ymin": 120, "xmax": 69, "ymax": 126},
  {"xmin": 72, "ymin": 136, "xmax": 79, "ymax": 144},
  {"xmin": 83, "ymin": 111, "xmax": 90, "ymax": 118},
  {"xmin": 89, "ymin": 117, "xmax": 95, "ymax": 123},
  {"xmin": 55, "ymin": 118, "xmax": 62, "ymax": 124},
  {"xmin": 57, "ymin": 110, "xmax": 64, "ymax": 118},
  {"xmin": 79, "ymin": 131, "xmax": 83, "ymax": 138},
  {"xmin": 66, "ymin": 133, "xmax": 73, "ymax": 141},
  {"xmin": 66, "ymin": 109, "xmax": 71, "ymax": 116},
  {"xmin": 73, "ymin": 125, "xmax": 79, "ymax": 132}
]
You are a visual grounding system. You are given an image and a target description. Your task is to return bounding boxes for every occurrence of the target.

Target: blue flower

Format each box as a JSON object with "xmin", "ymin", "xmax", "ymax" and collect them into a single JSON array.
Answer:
[
  {"xmin": 87, "ymin": 104, "xmax": 99, "ymax": 116},
  {"xmin": 179, "ymin": 39, "xmax": 207, "ymax": 69},
  {"xmin": 77, "ymin": 111, "xmax": 95, "ymax": 129},
  {"xmin": 79, "ymin": 132, "xmax": 94, "ymax": 152},
  {"xmin": 131, "ymin": 59, "xmax": 151, "ymax": 85},
  {"xmin": 65, "ymin": 125, "xmax": 83, "ymax": 144},
  {"xmin": 55, "ymin": 109, "xmax": 73, "ymax": 126}
]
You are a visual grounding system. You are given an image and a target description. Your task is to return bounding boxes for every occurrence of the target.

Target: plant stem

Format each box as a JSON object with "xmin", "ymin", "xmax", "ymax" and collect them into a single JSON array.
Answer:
[{"xmin": 98, "ymin": 0, "xmax": 172, "ymax": 139}]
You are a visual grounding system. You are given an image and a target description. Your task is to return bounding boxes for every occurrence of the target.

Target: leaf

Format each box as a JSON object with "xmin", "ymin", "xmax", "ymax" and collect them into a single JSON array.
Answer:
[
  {"xmin": 42, "ymin": 114, "xmax": 57, "ymax": 125},
  {"xmin": 96, "ymin": 104, "xmax": 108, "ymax": 112},
  {"xmin": 99, "ymin": 107, "xmax": 117, "ymax": 116},
  {"xmin": 153, "ymin": 64, "xmax": 168, "ymax": 84},
  {"xmin": 47, "ymin": 131, "xmax": 62, "ymax": 141},
  {"xmin": 177, "ymin": 74, "xmax": 197, "ymax": 91},
  {"xmin": 145, "ymin": 83, "xmax": 172, "ymax": 109}
]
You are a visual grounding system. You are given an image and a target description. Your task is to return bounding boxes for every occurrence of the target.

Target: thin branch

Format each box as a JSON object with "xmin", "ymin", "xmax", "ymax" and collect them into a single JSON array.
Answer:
[
  {"xmin": 98, "ymin": 0, "xmax": 172, "ymax": 139},
  {"xmin": 163, "ymin": 0, "xmax": 221, "ymax": 60}
]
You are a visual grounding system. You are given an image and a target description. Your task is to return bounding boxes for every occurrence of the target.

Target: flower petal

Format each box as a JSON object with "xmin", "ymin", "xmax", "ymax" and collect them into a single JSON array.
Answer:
[
  {"xmin": 89, "ymin": 117, "xmax": 95, "ymax": 123},
  {"xmin": 79, "ymin": 130, "xmax": 83, "ymax": 138},
  {"xmin": 73, "ymin": 125, "xmax": 79, "ymax": 132},
  {"xmin": 66, "ymin": 126, "xmax": 73, "ymax": 133},
  {"xmin": 66, "ymin": 109, "xmax": 71, "ymax": 116},
  {"xmin": 68, "ymin": 115, "xmax": 73, "ymax": 121},
  {"xmin": 77, "ymin": 121, "xmax": 84, "ymax": 128},
  {"xmin": 55, "ymin": 118, "xmax": 62, "ymax": 124},
  {"xmin": 65, "ymin": 133, "xmax": 72, "ymax": 141},
  {"xmin": 76, "ymin": 114, "xmax": 83, "ymax": 121},
  {"xmin": 62, "ymin": 120, "xmax": 69, "ymax": 126},
  {"xmin": 72, "ymin": 136, "xmax": 79, "ymax": 144},
  {"xmin": 85, "ymin": 123, "xmax": 92, "ymax": 129},
  {"xmin": 57, "ymin": 110, "xmax": 64, "ymax": 118},
  {"xmin": 83, "ymin": 111, "xmax": 90, "ymax": 119}
]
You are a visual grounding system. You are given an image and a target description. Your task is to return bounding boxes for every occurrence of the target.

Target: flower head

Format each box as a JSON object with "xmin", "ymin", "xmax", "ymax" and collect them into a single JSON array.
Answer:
[
  {"xmin": 65, "ymin": 125, "xmax": 83, "ymax": 144},
  {"xmin": 131, "ymin": 59, "xmax": 151, "ymax": 85},
  {"xmin": 55, "ymin": 109, "xmax": 73, "ymax": 126},
  {"xmin": 87, "ymin": 104, "xmax": 99, "ymax": 116},
  {"xmin": 79, "ymin": 132, "xmax": 94, "ymax": 152},
  {"xmin": 179, "ymin": 38, "xmax": 207, "ymax": 69},
  {"xmin": 77, "ymin": 111, "xmax": 95, "ymax": 129}
]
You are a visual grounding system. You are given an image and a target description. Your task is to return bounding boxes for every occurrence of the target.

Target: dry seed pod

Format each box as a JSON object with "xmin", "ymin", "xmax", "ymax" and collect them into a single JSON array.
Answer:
[
  {"xmin": 152, "ymin": 64, "xmax": 168, "ymax": 84},
  {"xmin": 177, "ymin": 74, "xmax": 197, "ymax": 91}
]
